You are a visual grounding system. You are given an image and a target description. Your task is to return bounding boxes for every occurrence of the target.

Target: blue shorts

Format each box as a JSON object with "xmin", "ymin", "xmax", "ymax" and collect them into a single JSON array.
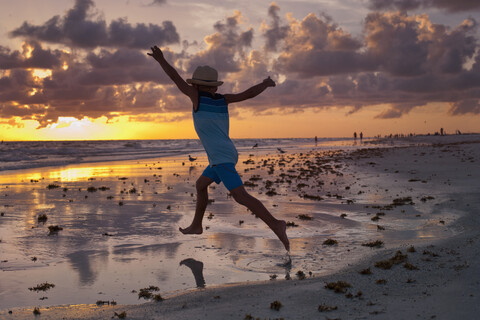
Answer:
[{"xmin": 202, "ymin": 163, "xmax": 243, "ymax": 191}]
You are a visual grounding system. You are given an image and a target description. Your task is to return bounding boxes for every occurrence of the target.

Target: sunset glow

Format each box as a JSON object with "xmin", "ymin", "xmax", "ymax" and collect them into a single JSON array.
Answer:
[{"xmin": 1, "ymin": 0, "xmax": 479, "ymax": 140}]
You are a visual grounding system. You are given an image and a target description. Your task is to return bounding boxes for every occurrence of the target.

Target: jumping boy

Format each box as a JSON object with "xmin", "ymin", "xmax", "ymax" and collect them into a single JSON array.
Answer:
[{"xmin": 148, "ymin": 45, "xmax": 289, "ymax": 251}]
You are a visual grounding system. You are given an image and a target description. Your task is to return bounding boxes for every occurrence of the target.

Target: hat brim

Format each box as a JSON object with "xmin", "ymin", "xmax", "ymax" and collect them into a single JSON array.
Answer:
[{"xmin": 186, "ymin": 79, "xmax": 223, "ymax": 87}]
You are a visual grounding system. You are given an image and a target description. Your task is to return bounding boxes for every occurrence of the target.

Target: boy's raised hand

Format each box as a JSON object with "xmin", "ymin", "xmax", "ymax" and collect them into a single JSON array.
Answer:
[
  {"xmin": 148, "ymin": 45, "xmax": 164, "ymax": 61},
  {"xmin": 263, "ymin": 76, "xmax": 276, "ymax": 87}
]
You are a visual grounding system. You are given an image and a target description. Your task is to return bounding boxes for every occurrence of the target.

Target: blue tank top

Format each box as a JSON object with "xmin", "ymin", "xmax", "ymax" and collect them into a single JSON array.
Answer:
[{"xmin": 192, "ymin": 91, "xmax": 238, "ymax": 166}]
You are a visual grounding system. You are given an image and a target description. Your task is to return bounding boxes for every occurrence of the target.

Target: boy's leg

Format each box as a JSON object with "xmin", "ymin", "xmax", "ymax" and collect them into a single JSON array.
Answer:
[
  {"xmin": 179, "ymin": 175, "xmax": 214, "ymax": 234},
  {"xmin": 230, "ymin": 185, "xmax": 290, "ymax": 251}
]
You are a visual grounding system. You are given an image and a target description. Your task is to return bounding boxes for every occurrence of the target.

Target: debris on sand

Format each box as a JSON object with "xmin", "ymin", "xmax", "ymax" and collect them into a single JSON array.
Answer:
[
  {"xmin": 296, "ymin": 270, "xmax": 306, "ymax": 280},
  {"xmin": 375, "ymin": 251, "xmax": 408, "ymax": 270},
  {"xmin": 270, "ymin": 300, "xmax": 283, "ymax": 310},
  {"xmin": 286, "ymin": 221, "xmax": 299, "ymax": 227},
  {"xmin": 138, "ymin": 286, "xmax": 162, "ymax": 301},
  {"xmin": 114, "ymin": 311, "xmax": 127, "ymax": 319},
  {"xmin": 359, "ymin": 268, "xmax": 372, "ymax": 275},
  {"xmin": 29, "ymin": 282, "xmax": 55, "ymax": 292},
  {"xmin": 297, "ymin": 214, "xmax": 313, "ymax": 220},
  {"xmin": 362, "ymin": 240, "xmax": 384, "ymax": 248},
  {"xmin": 48, "ymin": 225, "xmax": 63, "ymax": 234},
  {"xmin": 318, "ymin": 304, "xmax": 338, "ymax": 312},
  {"xmin": 323, "ymin": 239, "xmax": 338, "ymax": 246},
  {"xmin": 325, "ymin": 281, "xmax": 351, "ymax": 293},
  {"xmin": 403, "ymin": 262, "xmax": 419, "ymax": 270}
]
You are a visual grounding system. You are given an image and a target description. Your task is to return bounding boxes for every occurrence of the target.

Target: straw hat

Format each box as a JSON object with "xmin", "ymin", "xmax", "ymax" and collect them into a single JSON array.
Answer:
[{"xmin": 186, "ymin": 66, "xmax": 223, "ymax": 86}]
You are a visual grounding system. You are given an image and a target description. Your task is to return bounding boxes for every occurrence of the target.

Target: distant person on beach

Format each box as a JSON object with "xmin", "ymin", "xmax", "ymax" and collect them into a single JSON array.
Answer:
[
  {"xmin": 148, "ymin": 45, "xmax": 289, "ymax": 251},
  {"xmin": 354, "ymin": 132, "xmax": 357, "ymax": 140},
  {"xmin": 360, "ymin": 132, "xmax": 363, "ymax": 140}
]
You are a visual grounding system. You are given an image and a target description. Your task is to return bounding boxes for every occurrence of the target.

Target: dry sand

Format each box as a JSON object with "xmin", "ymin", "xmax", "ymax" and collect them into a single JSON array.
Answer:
[{"xmin": 1, "ymin": 135, "xmax": 479, "ymax": 319}]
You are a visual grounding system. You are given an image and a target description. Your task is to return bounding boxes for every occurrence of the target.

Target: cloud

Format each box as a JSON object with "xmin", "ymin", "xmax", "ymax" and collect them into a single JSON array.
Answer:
[
  {"xmin": 0, "ymin": 118, "xmax": 25, "ymax": 128},
  {"xmin": 448, "ymin": 99, "xmax": 480, "ymax": 115},
  {"xmin": 262, "ymin": 2, "xmax": 290, "ymax": 52},
  {"xmin": 0, "ymin": 41, "xmax": 191, "ymax": 127},
  {"xmin": 273, "ymin": 12, "xmax": 366, "ymax": 77},
  {"xmin": 1, "ymin": 3, "xmax": 480, "ymax": 129},
  {"xmin": 149, "ymin": 0, "xmax": 166, "ymax": 5},
  {"xmin": 368, "ymin": 0, "xmax": 480, "ymax": 12},
  {"xmin": 374, "ymin": 102, "xmax": 424, "ymax": 119},
  {"xmin": 9, "ymin": 0, "xmax": 179, "ymax": 49},
  {"xmin": 186, "ymin": 11, "xmax": 254, "ymax": 73},
  {"xmin": 0, "ymin": 41, "xmax": 63, "ymax": 69}
]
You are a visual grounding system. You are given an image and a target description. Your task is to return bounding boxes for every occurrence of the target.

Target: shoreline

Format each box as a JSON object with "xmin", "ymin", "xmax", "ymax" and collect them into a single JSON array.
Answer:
[
  {"xmin": 1, "ymin": 135, "xmax": 479, "ymax": 319},
  {"xmin": 3, "ymin": 214, "xmax": 479, "ymax": 320}
]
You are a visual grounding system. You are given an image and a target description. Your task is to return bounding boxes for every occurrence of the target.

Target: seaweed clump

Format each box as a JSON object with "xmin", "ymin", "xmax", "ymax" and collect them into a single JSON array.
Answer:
[
  {"xmin": 318, "ymin": 304, "xmax": 338, "ymax": 312},
  {"xmin": 374, "ymin": 251, "xmax": 408, "ymax": 270},
  {"xmin": 297, "ymin": 214, "xmax": 312, "ymax": 220},
  {"xmin": 270, "ymin": 300, "xmax": 283, "ymax": 310},
  {"xmin": 296, "ymin": 270, "xmax": 306, "ymax": 280},
  {"xmin": 362, "ymin": 240, "xmax": 384, "ymax": 248},
  {"xmin": 138, "ymin": 286, "xmax": 163, "ymax": 301},
  {"xmin": 403, "ymin": 262, "xmax": 419, "ymax": 270},
  {"xmin": 323, "ymin": 239, "xmax": 338, "ymax": 246},
  {"xmin": 29, "ymin": 282, "xmax": 55, "ymax": 292},
  {"xmin": 286, "ymin": 221, "xmax": 298, "ymax": 227},
  {"xmin": 325, "ymin": 281, "xmax": 351, "ymax": 293},
  {"xmin": 48, "ymin": 225, "xmax": 63, "ymax": 234},
  {"xmin": 359, "ymin": 268, "xmax": 372, "ymax": 275},
  {"xmin": 114, "ymin": 311, "xmax": 127, "ymax": 319}
]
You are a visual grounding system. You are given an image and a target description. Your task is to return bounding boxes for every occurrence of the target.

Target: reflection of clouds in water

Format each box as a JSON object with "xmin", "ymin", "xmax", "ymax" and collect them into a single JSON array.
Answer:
[
  {"xmin": 207, "ymin": 233, "xmax": 257, "ymax": 252},
  {"xmin": 67, "ymin": 250, "xmax": 109, "ymax": 286},
  {"xmin": 113, "ymin": 242, "xmax": 181, "ymax": 260},
  {"xmin": 113, "ymin": 243, "xmax": 182, "ymax": 283}
]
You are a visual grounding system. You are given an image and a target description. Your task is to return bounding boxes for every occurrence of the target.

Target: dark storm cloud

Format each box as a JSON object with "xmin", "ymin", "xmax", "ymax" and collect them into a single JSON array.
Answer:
[
  {"xmin": 9, "ymin": 0, "xmax": 179, "ymax": 49},
  {"xmin": 368, "ymin": 0, "xmax": 480, "ymax": 12}
]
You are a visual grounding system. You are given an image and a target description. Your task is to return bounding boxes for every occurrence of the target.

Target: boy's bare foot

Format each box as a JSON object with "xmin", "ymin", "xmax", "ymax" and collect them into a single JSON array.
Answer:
[
  {"xmin": 179, "ymin": 225, "xmax": 203, "ymax": 234},
  {"xmin": 273, "ymin": 220, "xmax": 290, "ymax": 251}
]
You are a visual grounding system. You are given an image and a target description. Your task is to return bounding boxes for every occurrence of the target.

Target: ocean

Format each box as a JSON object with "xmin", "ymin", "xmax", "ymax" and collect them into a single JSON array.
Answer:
[{"xmin": 0, "ymin": 137, "xmax": 364, "ymax": 172}]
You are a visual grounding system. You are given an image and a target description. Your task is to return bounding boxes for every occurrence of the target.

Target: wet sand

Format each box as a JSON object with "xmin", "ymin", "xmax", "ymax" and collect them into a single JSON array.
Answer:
[{"xmin": 1, "ymin": 135, "xmax": 479, "ymax": 319}]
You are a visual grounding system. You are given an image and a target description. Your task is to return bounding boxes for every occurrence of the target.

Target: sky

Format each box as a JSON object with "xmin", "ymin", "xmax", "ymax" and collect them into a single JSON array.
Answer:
[{"xmin": 0, "ymin": 0, "xmax": 479, "ymax": 140}]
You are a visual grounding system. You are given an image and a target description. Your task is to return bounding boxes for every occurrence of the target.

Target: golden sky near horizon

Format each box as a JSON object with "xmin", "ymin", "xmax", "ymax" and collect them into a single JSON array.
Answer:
[{"xmin": 0, "ymin": 0, "xmax": 479, "ymax": 140}]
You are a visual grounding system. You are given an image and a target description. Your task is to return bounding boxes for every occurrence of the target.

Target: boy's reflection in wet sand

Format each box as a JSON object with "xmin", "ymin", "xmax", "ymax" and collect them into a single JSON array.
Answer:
[{"xmin": 180, "ymin": 258, "xmax": 206, "ymax": 288}]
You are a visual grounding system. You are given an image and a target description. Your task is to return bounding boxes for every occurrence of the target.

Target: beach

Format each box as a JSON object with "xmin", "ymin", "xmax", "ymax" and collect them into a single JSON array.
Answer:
[{"xmin": 1, "ymin": 135, "xmax": 479, "ymax": 319}]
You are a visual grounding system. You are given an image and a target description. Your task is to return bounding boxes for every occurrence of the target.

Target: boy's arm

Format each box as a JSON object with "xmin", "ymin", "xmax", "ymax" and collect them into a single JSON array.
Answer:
[
  {"xmin": 148, "ymin": 46, "xmax": 195, "ymax": 99},
  {"xmin": 224, "ymin": 77, "xmax": 276, "ymax": 104}
]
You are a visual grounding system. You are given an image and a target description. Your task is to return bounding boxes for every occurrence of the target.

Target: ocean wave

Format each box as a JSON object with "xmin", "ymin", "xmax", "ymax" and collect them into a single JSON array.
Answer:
[{"xmin": 0, "ymin": 138, "xmax": 353, "ymax": 172}]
